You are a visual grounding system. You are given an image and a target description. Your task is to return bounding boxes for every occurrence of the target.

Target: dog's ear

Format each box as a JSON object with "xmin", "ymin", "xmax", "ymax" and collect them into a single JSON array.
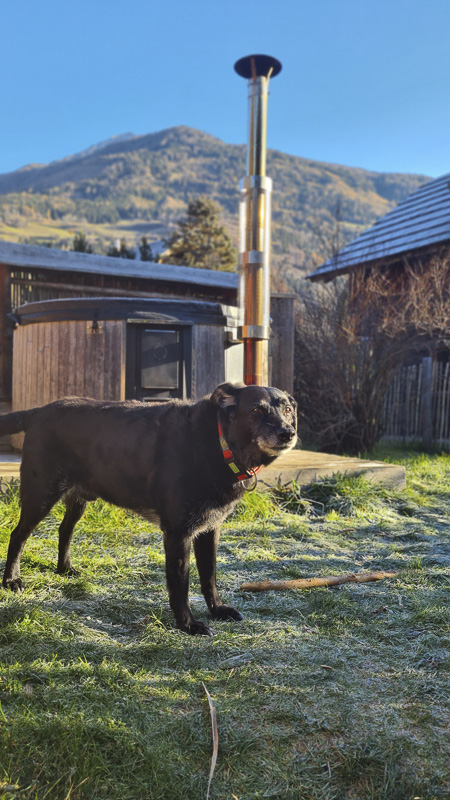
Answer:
[{"xmin": 210, "ymin": 383, "xmax": 245, "ymax": 411}]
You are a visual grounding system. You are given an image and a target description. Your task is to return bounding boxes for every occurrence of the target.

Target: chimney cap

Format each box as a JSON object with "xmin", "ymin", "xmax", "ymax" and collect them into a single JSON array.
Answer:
[{"xmin": 234, "ymin": 54, "xmax": 282, "ymax": 80}]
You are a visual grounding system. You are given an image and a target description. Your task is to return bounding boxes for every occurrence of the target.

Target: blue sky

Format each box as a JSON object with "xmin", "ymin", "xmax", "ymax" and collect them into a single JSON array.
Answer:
[{"xmin": 2, "ymin": 0, "xmax": 450, "ymax": 178}]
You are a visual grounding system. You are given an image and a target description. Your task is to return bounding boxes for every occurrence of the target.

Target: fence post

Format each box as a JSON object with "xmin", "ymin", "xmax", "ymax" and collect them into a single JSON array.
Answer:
[
  {"xmin": 269, "ymin": 293, "xmax": 296, "ymax": 394},
  {"xmin": 421, "ymin": 356, "xmax": 433, "ymax": 449}
]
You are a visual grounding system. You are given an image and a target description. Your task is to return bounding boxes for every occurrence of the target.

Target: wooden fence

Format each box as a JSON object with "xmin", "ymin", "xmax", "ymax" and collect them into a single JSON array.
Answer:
[{"xmin": 380, "ymin": 357, "xmax": 450, "ymax": 448}]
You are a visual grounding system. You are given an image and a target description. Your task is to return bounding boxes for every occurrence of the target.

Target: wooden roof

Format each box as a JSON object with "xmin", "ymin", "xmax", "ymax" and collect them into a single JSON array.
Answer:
[
  {"xmin": 307, "ymin": 172, "xmax": 450, "ymax": 281},
  {"xmin": 0, "ymin": 240, "xmax": 238, "ymax": 292}
]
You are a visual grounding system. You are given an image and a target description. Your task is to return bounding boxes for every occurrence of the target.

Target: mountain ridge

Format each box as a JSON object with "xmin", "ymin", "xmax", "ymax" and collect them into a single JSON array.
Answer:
[{"xmin": 0, "ymin": 126, "xmax": 430, "ymax": 279}]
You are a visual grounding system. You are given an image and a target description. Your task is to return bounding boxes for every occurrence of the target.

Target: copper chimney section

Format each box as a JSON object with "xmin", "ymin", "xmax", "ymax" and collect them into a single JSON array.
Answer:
[{"xmin": 234, "ymin": 54, "xmax": 282, "ymax": 385}]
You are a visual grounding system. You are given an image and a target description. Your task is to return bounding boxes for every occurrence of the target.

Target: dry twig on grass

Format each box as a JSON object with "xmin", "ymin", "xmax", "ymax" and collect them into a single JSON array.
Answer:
[
  {"xmin": 202, "ymin": 683, "xmax": 219, "ymax": 800},
  {"xmin": 240, "ymin": 570, "xmax": 398, "ymax": 593}
]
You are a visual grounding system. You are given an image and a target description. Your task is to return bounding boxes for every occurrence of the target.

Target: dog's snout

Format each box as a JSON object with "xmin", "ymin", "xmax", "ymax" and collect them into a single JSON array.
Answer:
[{"xmin": 278, "ymin": 427, "xmax": 295, "ymax": 444}]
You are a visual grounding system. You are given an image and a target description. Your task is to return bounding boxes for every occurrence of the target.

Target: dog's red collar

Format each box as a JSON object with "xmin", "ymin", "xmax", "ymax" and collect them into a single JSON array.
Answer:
[{"xmin": 218, "ymin": 421, "xmax": 262, "ymax": 489}]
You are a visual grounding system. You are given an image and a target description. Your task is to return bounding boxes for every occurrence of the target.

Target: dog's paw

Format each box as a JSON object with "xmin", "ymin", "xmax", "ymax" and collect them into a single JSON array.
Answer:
[
  {"xmin": 212, "ymin": 604, "xmax": 244, "ymax": 622},
  {"xmin": 57, "ymin": 565, "xmax": 81, "ymax": 578},
  {"xmin": 179, "ymin": 619, "xmax": 214, "ymax": 636},
  {"xmin": 3, "ymin": 577, "xmax": 24, "ymax": 592}
]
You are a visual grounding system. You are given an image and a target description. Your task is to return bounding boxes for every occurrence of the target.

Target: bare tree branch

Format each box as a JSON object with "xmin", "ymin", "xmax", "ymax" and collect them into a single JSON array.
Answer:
[{"xmin": 295, "ymin": 254, "xmax": 450, "ymax": 453}]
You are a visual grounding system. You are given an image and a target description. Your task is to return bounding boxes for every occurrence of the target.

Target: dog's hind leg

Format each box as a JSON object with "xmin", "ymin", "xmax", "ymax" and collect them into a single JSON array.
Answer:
[
  {"xmin": 2, "ymin": 496, "xmax": 60, "ymax": 592},
  {"xmin": 3, "ymin": 458, "xmax": 68, "ymax": 591},
  {"xmin": 57, "ymin": 490, "xmax": 87, "ymax": 576},
  {"xmin": 194, "ymin": 528, "xmax": 244, "ymax": 623}
]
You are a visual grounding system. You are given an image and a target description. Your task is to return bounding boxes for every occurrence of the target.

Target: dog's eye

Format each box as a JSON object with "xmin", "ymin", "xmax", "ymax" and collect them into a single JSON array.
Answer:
[
  {"xmin": 284, "ymin": 406, "xmax": 292, "ymax": 416},
  {"xmin": 252, "ymin": 406, "xmax": 265, "ymax": 415}
]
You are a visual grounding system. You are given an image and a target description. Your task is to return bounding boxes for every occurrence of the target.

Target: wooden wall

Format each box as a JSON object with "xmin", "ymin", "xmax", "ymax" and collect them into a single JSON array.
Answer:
[
  {"xmin": 12, "ymin": 320, "xmax": 126, "ymax": 448},
  {"xmin": 191, "ymin": 324, "xmax": 225, "ymax": 401},
  {"xmin": 380, "ymin": 356, "xmax": 450, "ymax": 448},
  {"xmin": 269, "ymin": 293, "xmax": 296, "ymax": 394},
  {"xmin": 0, "ymin": 265, "xmax": 12, "ymax": 401}
]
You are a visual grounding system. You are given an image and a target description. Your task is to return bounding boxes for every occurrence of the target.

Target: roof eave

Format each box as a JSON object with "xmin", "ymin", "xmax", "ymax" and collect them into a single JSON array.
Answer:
[{"xmin": 0, "ymin": 240, "xmax": 238, "ymax": 290}]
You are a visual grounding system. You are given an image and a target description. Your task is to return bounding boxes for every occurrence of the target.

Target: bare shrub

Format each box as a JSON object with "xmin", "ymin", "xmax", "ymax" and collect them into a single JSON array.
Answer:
[{"xmin": 295, "ymin": 254, "xmax": 450, "ymax": 454}]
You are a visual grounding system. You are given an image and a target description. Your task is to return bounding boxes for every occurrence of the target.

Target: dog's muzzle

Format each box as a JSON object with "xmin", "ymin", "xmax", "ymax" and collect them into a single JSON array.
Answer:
[
  {"xmin": 278, "ymin": 427, "xmax": 296, "ymax": 445},
  {"xmin": 257, "ymin": 426, "xmax": 297, "ymax": 456}
]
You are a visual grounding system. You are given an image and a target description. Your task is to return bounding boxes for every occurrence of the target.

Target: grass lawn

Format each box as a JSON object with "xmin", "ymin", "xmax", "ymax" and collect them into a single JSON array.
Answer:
[{"xmin": 0, "ymin": 448, "xmax": 448, "ymax": 800}]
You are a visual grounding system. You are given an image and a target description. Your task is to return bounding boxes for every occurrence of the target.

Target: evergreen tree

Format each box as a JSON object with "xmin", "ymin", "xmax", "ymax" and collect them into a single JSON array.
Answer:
[
  {"xmin": 163, "ymin": 197, "xmax": 237, "ymax": 272},
  {"xmin": 72, "ymin": 231, "xmax": 93, "ymax": 254},
  {"xmin": 139, "ymin": 236, "xmax": 155, "ymax": 261},
  {"xmin": 106, "ymin": 239, "xmax": 136, "ymax": 259}
]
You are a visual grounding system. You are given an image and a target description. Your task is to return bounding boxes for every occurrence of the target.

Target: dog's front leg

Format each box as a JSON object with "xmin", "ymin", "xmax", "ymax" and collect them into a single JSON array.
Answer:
[
  {"xmin": 163, "ymin": 531, "xmax": 213, "ymax": 636},
  {"xmin": 194, "ymin": 528, "xmax": 244, "ymax": 623}
]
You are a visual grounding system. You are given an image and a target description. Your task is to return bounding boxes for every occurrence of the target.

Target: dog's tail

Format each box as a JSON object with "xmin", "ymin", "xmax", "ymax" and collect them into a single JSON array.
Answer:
[{"xmin": 0, "ymin": 409, "xmax": 37, "ymax": 436}]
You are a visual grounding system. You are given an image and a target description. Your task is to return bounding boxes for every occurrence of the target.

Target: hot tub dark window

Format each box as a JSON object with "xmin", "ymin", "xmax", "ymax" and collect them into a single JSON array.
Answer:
[
  {"xmin": 141, "ymin": 329, "xmax": 180, "ymax": 390},
  {"xmin": 126, "ymin": 324, "xmax": 192, "ymax": 401}
]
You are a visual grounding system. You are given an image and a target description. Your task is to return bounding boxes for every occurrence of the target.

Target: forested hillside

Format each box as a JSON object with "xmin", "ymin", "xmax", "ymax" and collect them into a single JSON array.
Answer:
[{"xmin": 0, "ymin": 126, "xmax": 429, "ymax": 280}]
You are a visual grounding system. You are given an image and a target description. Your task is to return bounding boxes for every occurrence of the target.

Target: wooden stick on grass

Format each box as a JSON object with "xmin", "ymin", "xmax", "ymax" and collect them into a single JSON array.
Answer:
[{"xmin": 240, "ymin": 570, "xmax": 398, "ymax": 593}]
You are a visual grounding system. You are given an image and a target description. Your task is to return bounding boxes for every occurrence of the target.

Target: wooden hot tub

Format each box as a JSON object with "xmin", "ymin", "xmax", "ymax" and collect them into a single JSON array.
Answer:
[{"xmin": 10, "ymin": 296, "xmax": 243, "ymax": 447}]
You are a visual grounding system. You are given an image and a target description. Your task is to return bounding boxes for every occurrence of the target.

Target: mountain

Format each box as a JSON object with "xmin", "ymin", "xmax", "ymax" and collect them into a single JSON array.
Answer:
[
  {"xmin": 0, "ymin": 126, "xmax": 429, "ymax": 282},
  {"xmin": 64, "ymin": 133, "xmax": 137, "ymax": 163}
]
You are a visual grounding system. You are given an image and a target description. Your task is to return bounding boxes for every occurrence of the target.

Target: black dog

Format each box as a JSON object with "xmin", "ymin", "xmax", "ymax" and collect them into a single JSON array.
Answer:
[{"xmin": 0, "ymin": 383, "xmax": 297, "ymax": 635}]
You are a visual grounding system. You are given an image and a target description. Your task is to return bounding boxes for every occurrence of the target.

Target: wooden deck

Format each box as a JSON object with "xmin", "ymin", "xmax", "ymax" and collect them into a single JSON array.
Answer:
[
  {"xmin": 260, "ymin": 449, "xmax": 406, "ymax": 490},
  {"xmin": 0, "ymin": 452, "xmax": 21, "ymax": 482},
  {"xmin": 0, "ymin": 450, "xmax": 406, "ymax": 490}
]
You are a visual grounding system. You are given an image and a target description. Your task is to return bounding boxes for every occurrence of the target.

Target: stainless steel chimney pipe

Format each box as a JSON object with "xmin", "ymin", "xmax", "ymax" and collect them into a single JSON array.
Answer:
[{"xmin": 234, "ymin": 54, "xmax": 282, "ymax": 385}]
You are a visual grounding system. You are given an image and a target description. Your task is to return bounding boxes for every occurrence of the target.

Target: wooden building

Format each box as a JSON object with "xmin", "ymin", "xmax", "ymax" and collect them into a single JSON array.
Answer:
[
  {"xmin": 307, "ymin": 170, "xmax": 450, "ymax": 283},
  {"xmin": 307, "ymin": 172, "xmax": 450, "ymax": 447},
  {"xmin": 0, "ymin": 241, "xmax": 295, "ymax": 416},
  {"xmin": 0, "ymin": 240, "xmax": 237, "ymax": 403}
]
